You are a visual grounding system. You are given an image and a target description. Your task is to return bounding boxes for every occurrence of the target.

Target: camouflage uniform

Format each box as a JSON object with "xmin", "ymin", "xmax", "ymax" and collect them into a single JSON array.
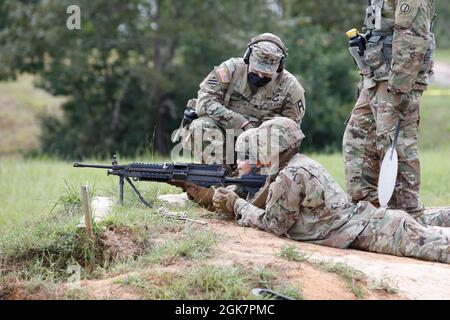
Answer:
[
  {"xmin": 228, "ymin": 118, "xmax": 450, "ymax": 264},
  {"xmin": 182, "ymin": 34, "xmax": 305, "ymax": 163},
  {"xmin": 343, "ymin": 0, "xmax": 436, "ymax": 216}
]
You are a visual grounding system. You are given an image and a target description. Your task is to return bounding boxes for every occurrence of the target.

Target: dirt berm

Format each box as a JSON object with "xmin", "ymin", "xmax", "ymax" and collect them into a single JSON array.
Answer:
[{"xmin": 67, "ymin": 218, "xmax": 450, "ymax": 300}]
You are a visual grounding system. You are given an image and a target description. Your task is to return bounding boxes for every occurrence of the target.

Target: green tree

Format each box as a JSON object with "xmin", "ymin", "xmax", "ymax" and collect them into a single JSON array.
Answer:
[
  {"xmin": 434, "ymin": 1, "xmax": 450, "ymax": 48},
  {"xmin": 0, "ymin": 0, "xmax": 364, "ymax": 157}
]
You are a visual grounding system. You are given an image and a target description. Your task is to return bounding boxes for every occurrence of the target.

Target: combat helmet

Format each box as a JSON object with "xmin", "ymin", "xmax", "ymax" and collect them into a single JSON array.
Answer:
[
  {"xmin": 243, "ymin": 33, "xmax": 288, "ymax": 73},
  {"xmin": 236, "ymin": 117, "xmax": 304, "ymax": 165}
]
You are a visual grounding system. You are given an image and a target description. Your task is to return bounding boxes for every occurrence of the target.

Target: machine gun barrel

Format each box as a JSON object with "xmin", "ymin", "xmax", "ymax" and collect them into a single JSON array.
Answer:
[{"xmin": 73, "ymin": 163, "xmax": 118, "ymax": 170}]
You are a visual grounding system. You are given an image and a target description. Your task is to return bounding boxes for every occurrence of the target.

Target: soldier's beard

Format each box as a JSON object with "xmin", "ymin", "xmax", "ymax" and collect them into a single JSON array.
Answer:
[{"xmin": 247, "ymin": 72, "xmax": 272, "ymax": 87}]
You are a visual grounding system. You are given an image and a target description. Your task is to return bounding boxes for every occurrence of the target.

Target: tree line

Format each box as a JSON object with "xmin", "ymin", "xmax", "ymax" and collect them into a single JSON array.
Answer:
[{"xmin": 0, "ymin": 0, "xmax": 447, "ymax": 158}]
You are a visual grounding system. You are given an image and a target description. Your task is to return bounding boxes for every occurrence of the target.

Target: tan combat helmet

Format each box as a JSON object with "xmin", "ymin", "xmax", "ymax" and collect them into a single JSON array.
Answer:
[
  {"xmin": 244, "ymin": 33, "xmax": 288, "ymax": 74},
  {"xmin": 236, "ymin": 117, "xmax": 304, "ymax": 165},
  {"xmin": 258, "ymin": 117, "xmax": 305, "ymax": 152}
]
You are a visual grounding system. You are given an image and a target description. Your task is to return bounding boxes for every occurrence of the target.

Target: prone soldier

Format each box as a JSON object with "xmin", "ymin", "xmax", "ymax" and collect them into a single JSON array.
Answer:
[{"xmin": 213, "ymin": 118, "xmax": 450, "ymax": 264}]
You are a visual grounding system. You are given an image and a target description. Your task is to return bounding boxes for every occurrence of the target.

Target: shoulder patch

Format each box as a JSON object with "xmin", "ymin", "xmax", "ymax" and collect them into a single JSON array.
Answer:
[
  {"xmin": 297, "ymin": 100, "xmax": 305, "ymax": 112},
  {"xmin": 399, "ymin": 3, "xmax": 410, "ymax": 14},
  {"xmin": 207, "ymin": 76, "xmax": 219, "ymax": 87},
  {"xmin": 216, "ymin": 67, "xmax": 230, "ymax": 83}
]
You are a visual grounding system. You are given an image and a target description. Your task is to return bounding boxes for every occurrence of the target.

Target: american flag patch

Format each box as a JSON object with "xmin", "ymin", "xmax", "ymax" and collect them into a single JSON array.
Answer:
[{"xmin": 216, "ymin": 67, "xmax": 230, "ymax": 83}]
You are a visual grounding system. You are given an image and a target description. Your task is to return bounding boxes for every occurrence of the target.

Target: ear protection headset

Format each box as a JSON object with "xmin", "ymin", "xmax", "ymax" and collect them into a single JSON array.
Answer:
[{"xmin": 243, "ymin": 33, "xmax": 288, "ymax": 73}]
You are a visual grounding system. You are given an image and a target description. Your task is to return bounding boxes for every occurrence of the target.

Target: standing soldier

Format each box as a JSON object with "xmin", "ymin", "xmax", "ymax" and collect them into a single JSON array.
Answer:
[
  {"xmin": 343, "ymin": 0, "xmax": 436, "ymax": 217},
  {"xmin": 177, "ymin": 33, "xmax": 306, "ymax": 165}
]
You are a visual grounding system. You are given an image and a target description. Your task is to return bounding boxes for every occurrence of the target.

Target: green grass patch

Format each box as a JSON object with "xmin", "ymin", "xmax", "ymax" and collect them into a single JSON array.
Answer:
[
  {"xmin": 435, "ymin": 49, "xmax": 450, "ymax": 63},
  {"xmin": 279, "ymin": 244, "xmax": 310, "ymax": 263},
  {"xmin": 0, "ymin": 157, "xmax": 181, "ymax": 231},
  {"xmin": 118, "ymin": 264, "xmax": 302, "ymax": 300},
  {"xmin": 278, "ymin": 246, "xmax": 367, "ymax": 299},
  {"xmin": 143, "ymin": 226, "xmax": 216, "ymax": 265},
  {"xmin": 118, "ymin": 265, "xmax": 253, "ymax": 300},
  {"xmin": 316, "ymin": 260, "xmax": 366, "ymax": 299},
  {"xmin": 420, "ymin": 92, "xmax": 450, "ymax": 151},
  {"xmin": 368, "ymin": 276, "xmax": 399, "ymax": 295}
]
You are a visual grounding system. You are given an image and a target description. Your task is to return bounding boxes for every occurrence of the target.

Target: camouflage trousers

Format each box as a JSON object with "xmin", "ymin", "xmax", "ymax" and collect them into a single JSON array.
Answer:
[
  {"xmin": 419, "ymin": 207, "xmax": 450, "ymax": 227},
  {"xmin": 343, "ymin": 81, "xmax": 424, "ymax": 215},
  {"xmin": 351, "ymin": 206, "xmax": 450, "ymax": 264}
]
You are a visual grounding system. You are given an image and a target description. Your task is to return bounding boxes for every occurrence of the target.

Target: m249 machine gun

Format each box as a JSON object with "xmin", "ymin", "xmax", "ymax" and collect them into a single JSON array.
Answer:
[{"xmin": 73, "ymin": 156, "xmax": 266, "ymax": 207}]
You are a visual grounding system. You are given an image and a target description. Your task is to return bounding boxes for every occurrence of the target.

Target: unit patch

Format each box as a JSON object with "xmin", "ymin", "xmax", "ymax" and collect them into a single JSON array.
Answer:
[
  {"xmin": 400, "ymin": 3, "xmax": 410, "ymax": 14},
  {"xmin": 297, "ymin": 100, "xmax": 305, "ymax": 112}
]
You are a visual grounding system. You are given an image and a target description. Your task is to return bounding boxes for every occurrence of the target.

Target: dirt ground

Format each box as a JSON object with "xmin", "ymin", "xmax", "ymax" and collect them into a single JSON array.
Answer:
[
  {"xmin": 9, "ymin": 216, "xmax": 448, "ymax": 300},
  {"xmin": 82, "ymin": 218, "xmax": 449, "ymax": 300},
  {"xmin": 5, "ymin": 193, "xmax": 450, "ymax": 301}
]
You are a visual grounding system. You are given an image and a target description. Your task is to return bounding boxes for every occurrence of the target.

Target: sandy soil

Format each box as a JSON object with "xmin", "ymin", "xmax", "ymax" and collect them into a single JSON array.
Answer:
[
  {"xmin": 206, "ymin": 220, "xmax": 450, "ymax": 300},
  {"xmin": 19, "ymin": 216, "xmax": 448, "ymax": 300},
  {"xmin": 7, "ymin": 194, "xmax": 446, "ymax": 301}
]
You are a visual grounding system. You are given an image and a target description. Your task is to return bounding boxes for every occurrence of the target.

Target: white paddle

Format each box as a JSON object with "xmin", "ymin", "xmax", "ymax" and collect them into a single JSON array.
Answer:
[{"xmin": 378, "ymin": 118, "xmax": 401, "ymax": 207}]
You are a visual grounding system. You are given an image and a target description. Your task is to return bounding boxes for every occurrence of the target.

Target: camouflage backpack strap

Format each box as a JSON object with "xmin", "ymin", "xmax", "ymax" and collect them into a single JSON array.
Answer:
[{"xmin": 224, "ymin": 62, "xmax": 247, "ymax": 108}]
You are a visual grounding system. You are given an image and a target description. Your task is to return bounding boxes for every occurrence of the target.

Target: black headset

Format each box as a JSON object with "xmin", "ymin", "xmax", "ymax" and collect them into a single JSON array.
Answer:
[{"xmin": 243, "ymin": 34, "xmax": 288, "ymax": 73}]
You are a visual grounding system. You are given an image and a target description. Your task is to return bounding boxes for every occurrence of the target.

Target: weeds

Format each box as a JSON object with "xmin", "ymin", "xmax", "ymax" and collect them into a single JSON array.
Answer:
[
  {"xmin": 50, "ymin": 180, "xmax": 96, "ymax": 216},
  {"xmin": 143, "ymin": 226, "xmax": 216, "ymax": 265},
  {"xmin": 316, "ymin": 260, "xmax": 366, "ymax": 299},
  {"xmin": 255, "ymin": 267, "xmax": 277, "ymax": 288},
  {"xmin": 278, "ymin": 245, "xmax": 368, "ymax": 299},
  {"xmin": 119, "ymin": 265, "xmax": 252, "ymax": 300},
  {"xmin": 279, "ymin": 244, "xmax": 310, "ymax": 262},
  {"xmin": 368, "ymin": 275, "xmax": 399, "ymax": 295}
]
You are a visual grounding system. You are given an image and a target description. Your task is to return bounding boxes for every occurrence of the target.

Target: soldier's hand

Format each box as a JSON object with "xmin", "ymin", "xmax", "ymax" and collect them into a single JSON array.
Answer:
[
  {"xmin": 213, "ymin": 187, "xmax": 239, "ymax": 217},
  {"xmin": 391, "ymin": 92, "xmax": 410, "ymax": 112},
  {"xmin": 185, "ymin": 182, "xmax": 215, "ymax": 211}
]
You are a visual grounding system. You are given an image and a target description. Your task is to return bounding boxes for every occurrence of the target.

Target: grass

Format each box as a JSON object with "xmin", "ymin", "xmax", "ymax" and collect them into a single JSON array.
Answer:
[
  {"xmin": 278, "ymin": 245, "xmax": 367, "ymax": 299},
  {"xmin": 0, "ymin": 191, "xmax": 215, "ymax": 298},
  {"xmin": 142, "ymin": 226, "xmax": 216, "ymax": 265},
  {"xmin": 118, "ymin": 265, "xmax": 253, "ymax": 300},
  {"xmin": 368, "ymin": 275, "xmax": 399, "ymax": 295},
  {"xmin": 279, "ymin": 244, "xmax": 310, "ymax": 262},
  {"xmin": 419, "ymin": 92, "xmax": 450, "ymax": 151},
  {"xmin": 0, "ymin": 156, "xmax": 180, "ymax": 231},
  {"xmin": 117, "ymin": 264, "xmax": 302, "ymax": 300},
  {"xmin": 435, "ymin": 49, "xmax": 450, "ymax": 63},
  {"xmin": 317, "ymin": 260, "xmax": 366, "ymax": 299}
]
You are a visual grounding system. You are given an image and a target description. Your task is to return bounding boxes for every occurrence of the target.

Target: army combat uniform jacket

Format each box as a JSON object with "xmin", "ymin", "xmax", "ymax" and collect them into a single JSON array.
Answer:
[
  {"xmin": 195, "ymin": 58, "xmax": 306, "ymax": 129},
  {"xmin": 362, "ymin": 0, "xmax": 435, "ymax": 92},
  {"xmin": 234, "ymin": 153, "xmax": 450, "ymax": 264}
]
